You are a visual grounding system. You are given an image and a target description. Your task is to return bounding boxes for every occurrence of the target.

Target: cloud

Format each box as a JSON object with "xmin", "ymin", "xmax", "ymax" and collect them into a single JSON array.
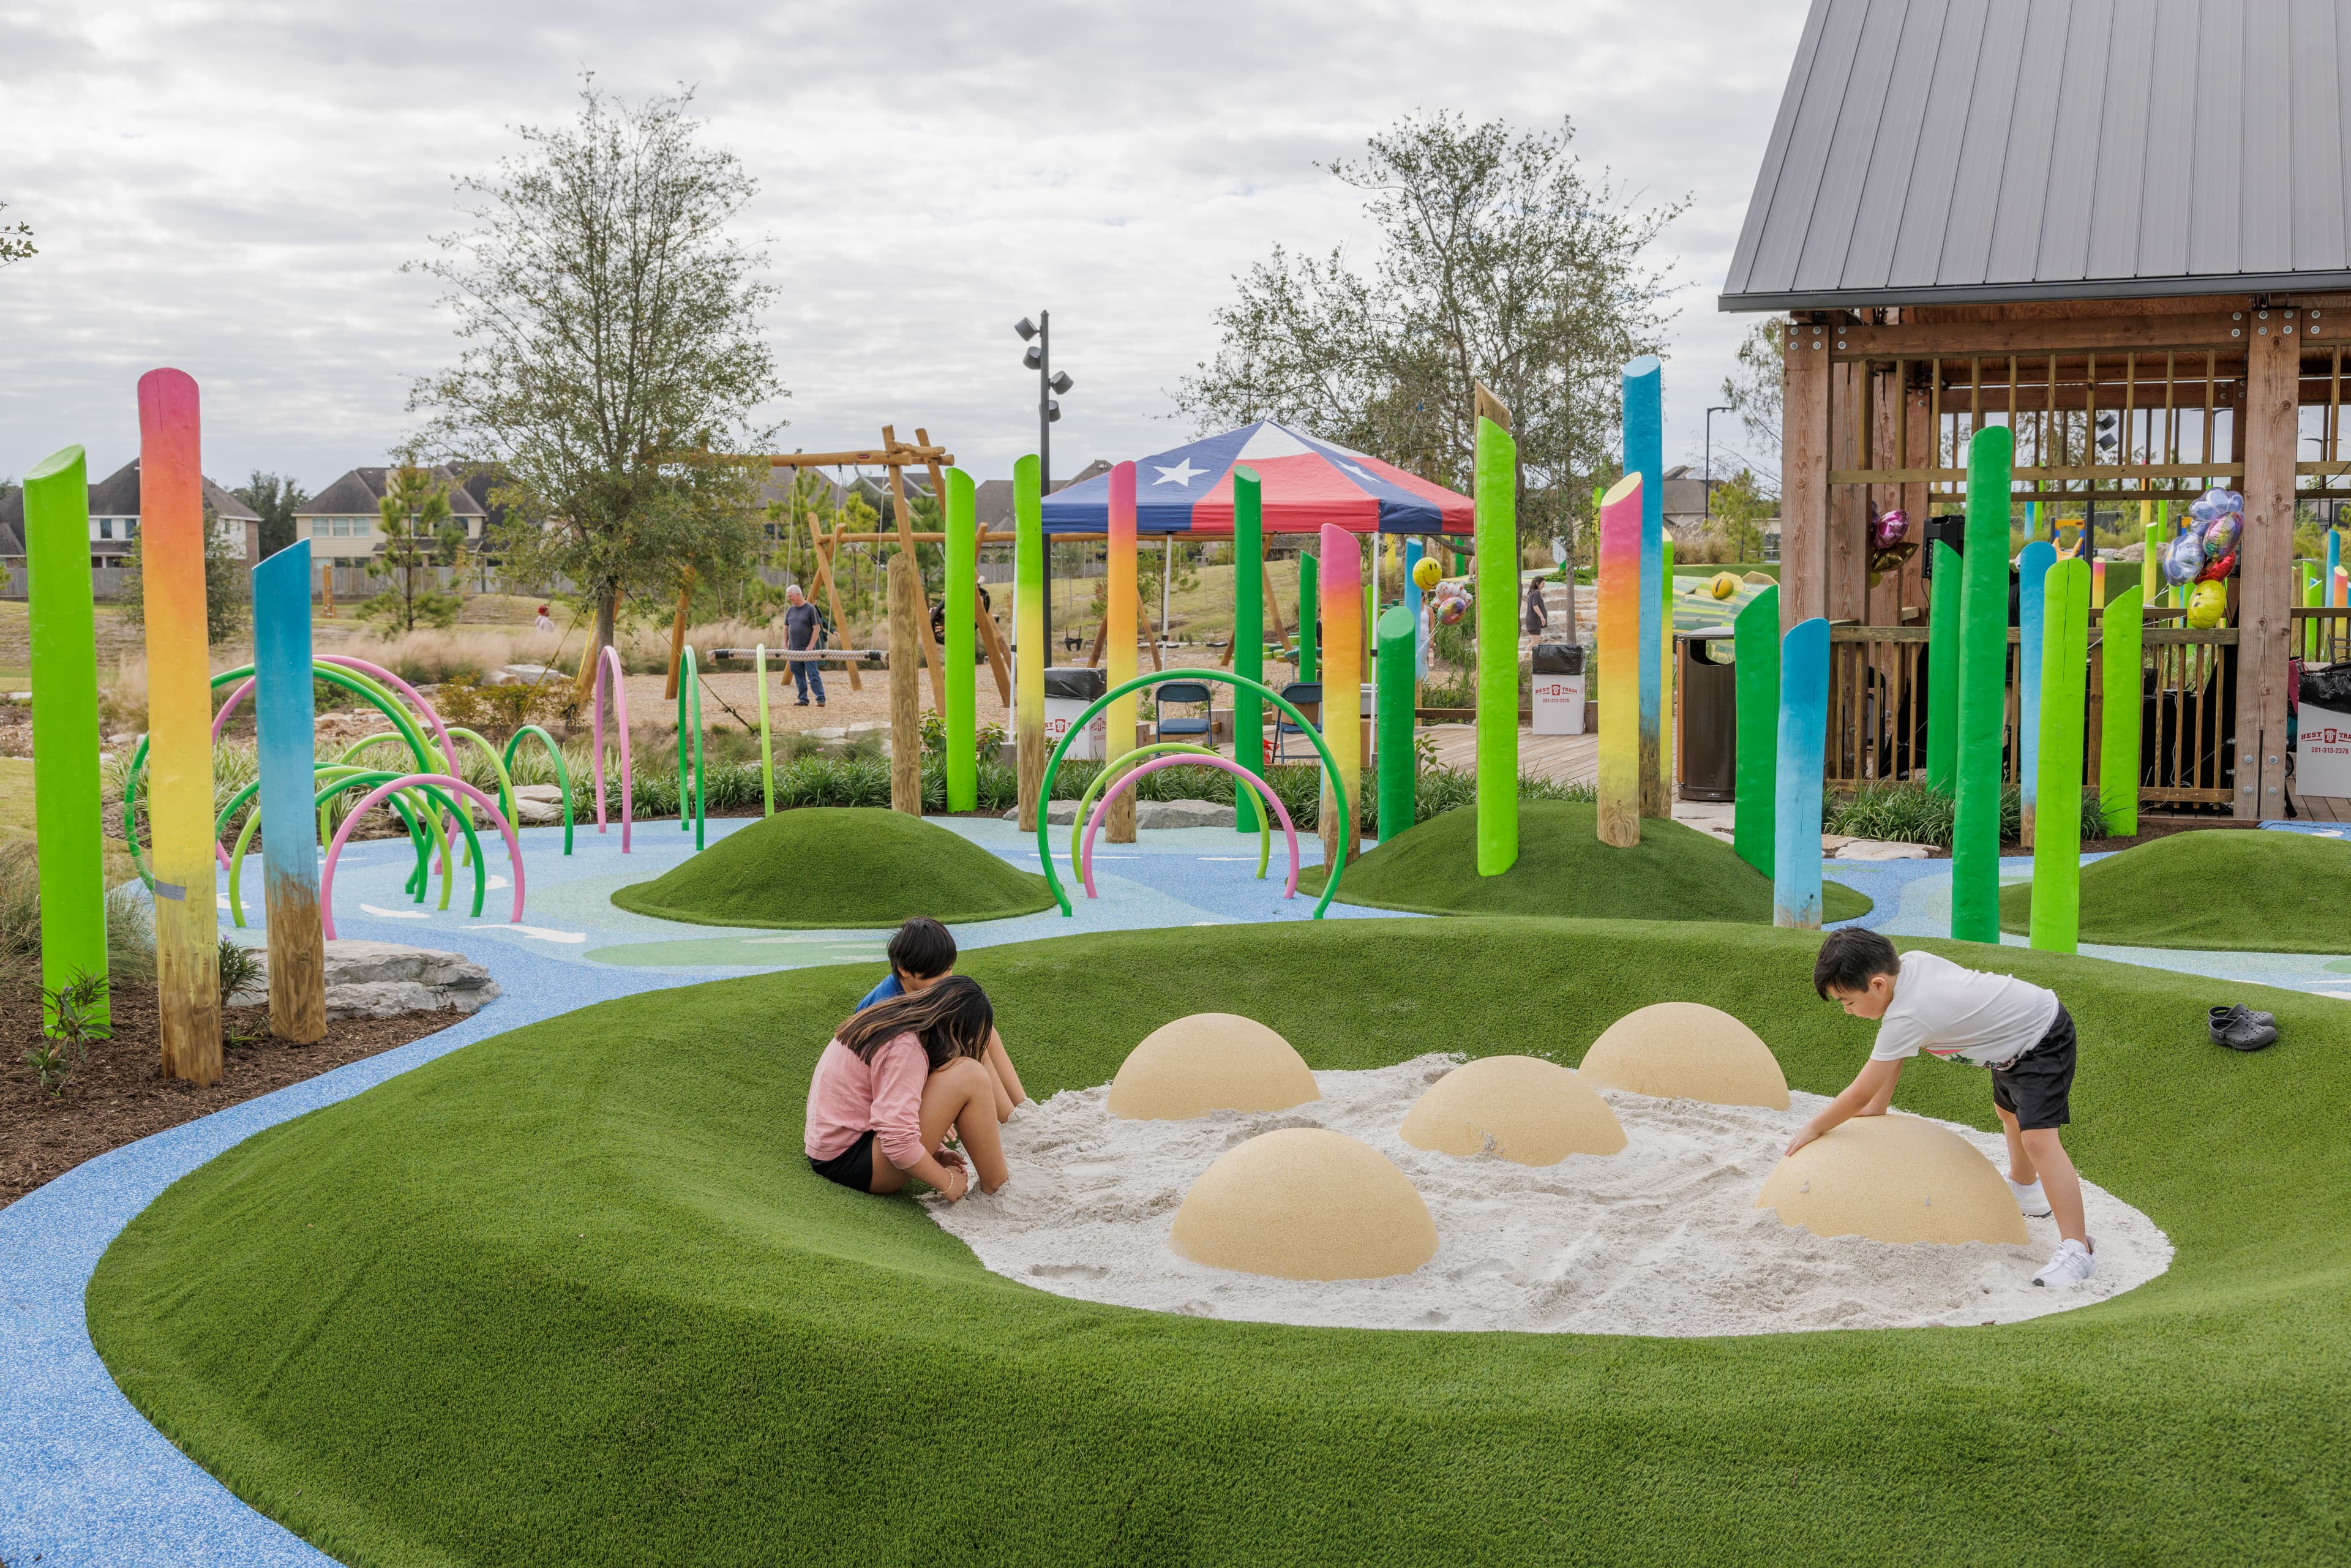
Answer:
[{"xmin": 0, "ymin": 0, "xmax": 1804, "ymax": 493}]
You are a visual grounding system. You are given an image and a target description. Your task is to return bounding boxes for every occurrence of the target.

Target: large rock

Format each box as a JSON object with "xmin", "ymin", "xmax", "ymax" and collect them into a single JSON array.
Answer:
[
  {"xmin": 226, "ymin": 939, "xmax": 501, "ymax": 1019},
  {"xmin": 1000, "ymin": 797, "xmax": 1238, "ymax": 829}
]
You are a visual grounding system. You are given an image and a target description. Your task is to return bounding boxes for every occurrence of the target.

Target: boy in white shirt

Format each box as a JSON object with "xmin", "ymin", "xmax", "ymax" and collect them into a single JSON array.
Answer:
[{"xmin": 1791, "ymin": 928, "xmax": 2095, "ymax": 1287}]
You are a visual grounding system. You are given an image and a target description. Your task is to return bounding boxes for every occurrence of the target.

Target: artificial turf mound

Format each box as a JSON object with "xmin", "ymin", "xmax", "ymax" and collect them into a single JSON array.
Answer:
[
  {"xmin": 608, "ymin": 806, "xmax": 1055, "ymax": 928},
  {"xmin": 1302, "ymin": 798, "xmax": 1870, "ymax": 922},
  {"xmin": 88, "ymin": 920, "xmax": 2349, "ymax": 1563},
  {"xmin": 1999, "ymin": 827, "xmax": 2351, "ymax": 951}
]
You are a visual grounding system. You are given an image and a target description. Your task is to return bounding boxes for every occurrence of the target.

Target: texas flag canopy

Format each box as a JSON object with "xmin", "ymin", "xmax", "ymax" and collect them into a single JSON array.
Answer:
[{"xmin": 1038, "ymin": 420, "xmax": 1474, "ymax": 537}]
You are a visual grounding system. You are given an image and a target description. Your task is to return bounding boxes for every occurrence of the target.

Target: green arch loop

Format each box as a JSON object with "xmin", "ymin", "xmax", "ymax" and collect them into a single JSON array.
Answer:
[
  {"xmin": 1036, "ymin": 668, "xmax": 1348, "ymax": 919},
  {"xmin": 503, "ymin": 724, "xmax": 576, "ymax": 855}
]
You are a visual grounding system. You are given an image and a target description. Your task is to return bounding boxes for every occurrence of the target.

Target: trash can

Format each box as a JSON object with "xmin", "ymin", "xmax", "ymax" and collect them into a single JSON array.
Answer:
[
  {"xmin": 1676, "ymin": 632, "xmax": 1736, "ymax": 800},
  {"xmin": 1531, "ymin": 642, "xmax": 1587, "ymax": 735},
  {"xmin": 1038, "ymin": 666, "xmax": 1108, "ymax": 760}
]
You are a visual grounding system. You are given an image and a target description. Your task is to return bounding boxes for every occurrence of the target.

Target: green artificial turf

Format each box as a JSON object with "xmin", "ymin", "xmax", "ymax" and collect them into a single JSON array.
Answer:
[
  {"xmin": 607, "ymin": 806, "xmax": 1056, "ymax": 928},
  {"xmin": 88, "ymin": 919, "xmax": 2351, "ymax": 1564},
  {"xmin": 1305, "ymin": 798, "xmax": 1870, "ymax": 922},
  {"xmin": 2000, "ymin": 828, "xmax": 2351, "ymax": 952}
]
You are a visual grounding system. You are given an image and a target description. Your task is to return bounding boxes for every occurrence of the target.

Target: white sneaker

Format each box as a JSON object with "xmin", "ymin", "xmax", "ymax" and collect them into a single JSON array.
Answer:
[
  {"xmin": 2032, "ymin": 1237, "xmax": 2096, "ymax": 1287},
  {"xmin": 2009, "ymin": 1178, "xmax": 2052, "ymax": 1217}
]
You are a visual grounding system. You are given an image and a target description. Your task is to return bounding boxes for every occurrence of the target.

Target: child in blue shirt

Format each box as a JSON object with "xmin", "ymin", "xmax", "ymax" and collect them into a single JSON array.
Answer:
[{"xmin": 858, "ymin": 918, "xmax": 1026, "ymax": 1119}]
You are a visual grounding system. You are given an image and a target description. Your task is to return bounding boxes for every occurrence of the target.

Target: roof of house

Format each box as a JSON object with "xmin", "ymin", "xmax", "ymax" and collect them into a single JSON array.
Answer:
[
  {"xmin": 80, "ymin": 460, "xmax": 260, "ymax": 522},
  {"xmin": 967, "ymin": 462, "xmax": 1118, "ymax": 531},
  {"xmin": 1722, "ymin": 0, "xmax": 2351, "ymax": 312},
  {"xmin": 294, "ymin": 466, "xmax": 489, "ymax": 519}
]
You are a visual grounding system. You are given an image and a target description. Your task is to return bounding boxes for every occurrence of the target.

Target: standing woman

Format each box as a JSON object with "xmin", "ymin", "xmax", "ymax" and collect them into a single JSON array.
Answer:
[
  {"xmin": 805, "ymin": 975, "xmax": 1010, "ymax": 1200},
  {"xmin": 1522, "ymin": 576, "xmax": 1549, "ymax": 640}
]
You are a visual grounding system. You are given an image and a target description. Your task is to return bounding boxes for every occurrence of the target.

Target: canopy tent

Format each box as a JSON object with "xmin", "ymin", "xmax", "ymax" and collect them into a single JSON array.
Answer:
[{"xmin": 1038, "ymin": 420, "xmax": 1473, "ymax": 538}]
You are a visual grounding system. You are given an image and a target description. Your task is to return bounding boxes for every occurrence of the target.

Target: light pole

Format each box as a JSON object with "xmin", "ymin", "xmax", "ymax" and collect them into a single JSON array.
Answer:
[
  {"xmin": 1014, "ymin": 314, "xmax": 1073, "ymax": 661},
  {"xmin": 1703, "ymin": 404, "xmax": 1733, "ymax": 555}
]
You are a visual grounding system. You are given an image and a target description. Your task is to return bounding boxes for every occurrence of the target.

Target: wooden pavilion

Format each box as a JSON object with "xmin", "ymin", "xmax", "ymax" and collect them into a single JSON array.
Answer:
[{"xmin": 1724, "ymin": 0, "xmax": 2351, "ymax": 820}]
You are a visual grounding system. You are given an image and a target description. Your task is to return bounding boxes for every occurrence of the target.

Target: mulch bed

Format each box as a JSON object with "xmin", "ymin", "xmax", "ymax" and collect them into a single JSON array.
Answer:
[{"xmin": 1, "ymin": 977, "xmax": 459, "ymax": 1209}]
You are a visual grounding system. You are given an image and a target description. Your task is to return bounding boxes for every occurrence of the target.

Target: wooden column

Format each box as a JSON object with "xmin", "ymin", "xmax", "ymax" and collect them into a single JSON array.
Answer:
[
  {"xmin": 1782, "ymin": 318, "xmax": 1832, "ymax": 629},
  {"xmin": 664, "ymin": 569, "xmax": 693, "ymax": 701},
  {"xmin": 2237, "ymin": 321, "xmax": 2298, "ymax": 820},
  {"xmin": 888, "ymin": 553, "xmax": 923, "ymax": 816},
  {"xmin": 1900, "ymin": 385, "xmax": 1932, "ymax": 620},
  {"xmin": 882, "ymin": 425, "xmax": 946, "ymax": 711},
  {"xmin": 1828, "ymin": 359, "xmax": 1869, "ymax": 625}
]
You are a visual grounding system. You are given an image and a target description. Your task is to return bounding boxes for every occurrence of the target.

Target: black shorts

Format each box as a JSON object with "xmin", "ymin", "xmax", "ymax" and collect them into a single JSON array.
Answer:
[
  {"xmin": 1990, "ymin": 1006, "xmax": 2076, "ymax": 1131},
  {"xmin": 808, "ymin": 1130, "xmax": 877, "ymax": 1193}
]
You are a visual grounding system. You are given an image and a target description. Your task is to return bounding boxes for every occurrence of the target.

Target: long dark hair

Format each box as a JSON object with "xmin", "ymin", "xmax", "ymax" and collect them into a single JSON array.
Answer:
[{"xmin": 836, "ymin": 975, "xmax": 993, "ymax": 1071}]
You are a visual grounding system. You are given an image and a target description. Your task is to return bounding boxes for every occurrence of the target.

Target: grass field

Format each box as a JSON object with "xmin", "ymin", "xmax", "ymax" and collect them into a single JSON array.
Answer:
[
  {"xmin": 1305, "ymin": 800, "xmax": 1870, "ymax": 923},
  {"xmin": 87, "ymin": 917, "xmax": 2350, "ymax": 1565},
  {"xmin": 608, "ymin": 806, "xmax": 1057, "ymax": 928},
  {"xmin": 2000, "ymin": 829, "xmax": 2351, "ymax": 952}
]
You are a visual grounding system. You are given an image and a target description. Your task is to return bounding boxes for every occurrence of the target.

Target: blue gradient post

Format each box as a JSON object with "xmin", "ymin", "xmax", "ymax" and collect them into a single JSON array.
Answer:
[{"xmin": 253, "ymin": 541, "xmax": 326, "ymax": 1041}]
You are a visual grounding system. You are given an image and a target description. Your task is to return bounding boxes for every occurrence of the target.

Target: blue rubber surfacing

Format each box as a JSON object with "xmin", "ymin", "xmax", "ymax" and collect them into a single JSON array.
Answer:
[{"xmin": 5, "ymin": 814, "xmax": 2344, "ymax": 1564}]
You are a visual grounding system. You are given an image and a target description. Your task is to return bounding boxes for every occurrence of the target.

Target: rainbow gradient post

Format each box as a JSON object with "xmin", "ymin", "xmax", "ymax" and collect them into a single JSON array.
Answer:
[
  {"xmin": 1951, "ymin": 426, "xmax": 2014, "ymax": 943},
  {"xmin": 1013, "ymin": 456, "xmax": 1046, "ymax": 832},
  {"xmin": 2016, "ymin": 539, "xmax": 2056, "ymax": 847},
  {"xmin": 1624, "ymin": 355, "xmax": 1667, "ymax": 817},
  {"xmin": 1375, "ymin": 604, "xmax": 1415, "ymax": 842},
  {"xmin": 1595, "ymin": 473, "xmax": 1642, "ymax": 848},
  {"xmin": 1234, "ymin": 466, "xmax": 1265, "ymax": 833},
  {"xmin": 138, "ymin": 369, "xmax": 222, "ymax": 1085},
  {"xmin": 1474, "ymin": 415, "xmax": 1518, "ymax": 876},
  {"xmin": 2331, "ymin": 528, "xmax": 2342, "ymax": 612},
  {"xmin": 2099, "ymin": 583, "xmax": 2145, "ymax": 836},
  {"xmin": 1773, "ymin": 617, "xmax": 1830, "ymax": 929},
  {"xmin": 1319, "ymin": 523, "xmax": 1363, "ymax": 869},
  {"xmin": 24, "ymin": 445, "xmax": 108, "ymax": 1029},
  {"xmin": 944, "ymin": 466, "xmax": 978, "ymax": 812},
  {"xmin": 1297, "ymin": 553, "xmax": 1319, "ymax": 681},
  {"xmin": 1105, "ymin": 462, "xmax": 1140, "ymax": 844},
  {"xmin": 1926, "ymin": 540, "xmax": 1960, "ymax": 793},
  {"xmin": 2030, "ymin": 558, "xmax": 2093, "ymax": 952},
  {"xmin": 252, "ymin": 541, "xmax": 326, "ymax": 1042},
  {"xmin": 1732, "ymin": 583, "xmax": 1780, "ymax": 876}
]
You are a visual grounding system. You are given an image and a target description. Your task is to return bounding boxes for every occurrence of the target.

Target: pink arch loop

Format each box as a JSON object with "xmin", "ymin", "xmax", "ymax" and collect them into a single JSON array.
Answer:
[
  {"xmin": 316, "ymin": 655, "xmax": 459, "ymax": 775},
  {"xmin": 589, "ymin": 644, "xmax": 633, "ymax": 851},
  {"xmin": 1081, "ymin": 756, "xmax": 1300, "ymax": 900},
  {"xmin": 319, "ymin": 773, "xmax": 525, "ymax": 940}
]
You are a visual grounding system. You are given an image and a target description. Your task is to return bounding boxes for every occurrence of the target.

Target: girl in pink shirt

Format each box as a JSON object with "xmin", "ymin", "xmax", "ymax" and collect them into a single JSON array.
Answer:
[{"xmin": 804, "ymin": 975, "xmax": 1010, "ymax": 1201}]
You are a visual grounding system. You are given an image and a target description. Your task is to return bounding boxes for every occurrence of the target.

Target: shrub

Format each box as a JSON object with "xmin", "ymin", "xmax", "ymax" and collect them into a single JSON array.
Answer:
[{"xmin": 1821, "ymin": 780, "xmax": 2105, "ymax": 848}]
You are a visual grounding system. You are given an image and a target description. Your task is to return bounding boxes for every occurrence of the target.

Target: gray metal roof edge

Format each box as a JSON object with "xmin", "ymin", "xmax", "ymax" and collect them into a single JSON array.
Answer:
[{"xmin": 1719, "ymin": 268, "xmax": 2351, "ymax": 312}]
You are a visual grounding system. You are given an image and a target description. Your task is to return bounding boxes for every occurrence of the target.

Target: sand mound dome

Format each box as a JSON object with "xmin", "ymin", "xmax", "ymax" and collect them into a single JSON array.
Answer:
[
  {"xmin": 607, "ymin": 807, "xmax": 1055, "ymax": 929},
  {"xmin": 1297, "ymin": 800, "xmax": 1869, "ymax": 922},
  {"xmin": 1169, "ymin": 1128, "xmax": 1438, "ymax": 1280},
  {"xmin": 1108, "ymin": 1013, "xmax": 1319, "ymax": 1120},
  {"xmin": 1580, "ymin": 1002, "xmax": 1790, "ymax": 1109},
  {"xmin": 1399, "ymin": 1055, "xmax": 1625, "ymax": 1165},
  {"xmin": 1756, "ymin": 1116, "xmax": 2028, "ymax": 1245}
]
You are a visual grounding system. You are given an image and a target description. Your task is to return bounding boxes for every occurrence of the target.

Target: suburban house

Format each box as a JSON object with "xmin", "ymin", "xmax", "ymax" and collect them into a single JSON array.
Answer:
[
  {"xmin": 295, "ymin": 465, "xmax": 490, "ymax": 561},
  {"xmin": 0, "ymin": 460, "xmax": 261, "ymax": 570},
  {"xmin": 972, "ymin": 459, "xmax": 1112, "ymax": 532}
]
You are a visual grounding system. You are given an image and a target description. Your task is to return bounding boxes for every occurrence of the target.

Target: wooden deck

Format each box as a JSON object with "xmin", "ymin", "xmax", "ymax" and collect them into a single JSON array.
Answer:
[
  {"xmin": 1418, "ymin": 723, "xmax": 1599, "ymax": 789},
  {"xmin": 2292, "ymin": 793, "xmax": 2351, "ymax": 823}
]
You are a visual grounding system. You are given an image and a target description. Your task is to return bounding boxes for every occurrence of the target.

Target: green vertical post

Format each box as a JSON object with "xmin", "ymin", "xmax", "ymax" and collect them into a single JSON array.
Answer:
[
  {"xmin": 2099, "ymin": 584, "xmax": 2143, "ymax": 837},
  {"xmin": 1013, "ymin": 456, "xmax": 1045, "ymax": 833},
  {"xmin": 1474, "ymin": 415, "xmax": 1519, "ymax": 876},
  {"xmin": 943, "ymin": 466, "xmax": 977, "ymax": 812},
  {"xmin": 1234, "ymin": 468, "xmax": 1264, "ymax": 831},
  {"xmin": 1376, "ymin": 605, "xmax": 1415, "ymax": 842},
  {"xmin": 1927, "ymin": 541, "xmax": 1960, "ymax": 793},
  {"xmin": 2305, "ymin": 560, "xmax": 2322, "ymax": 660},
  {"xmin": 2030, "ymin": 558, "xmax": 2092, "ymax": 952},
  {"xmin": 1297, "ymin": 553, "xmax": 1319, "ymax": 682},
  {"xmin": 24, "ymin": 446, "xmax": 108, "ymax": 1027},
  {"xmin": 1951, "ymin": 426, "xmax": 2014, "ymax": 943},
  {"xmin": 2141, "ymin": 517, "xmax": 2161, "ymax": 604},
  {"xmin": 1733, "ymin": 584, "xmax": 1780, "ymax": 876}
]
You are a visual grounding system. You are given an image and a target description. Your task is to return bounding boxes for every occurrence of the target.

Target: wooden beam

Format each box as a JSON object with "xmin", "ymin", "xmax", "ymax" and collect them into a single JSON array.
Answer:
[
  {"xmin": 1828, "ymin": 360, "xmax": 1868, "ymax": 624},
  {"xmin": 759, "ymin": 446, "xmax": 953, "ymax": 467},
  {"xmin": 2238, "ymin": 328, "xmax": 2297, "ymax": 821},
  {"xmin": 1782, "ymin": 322, "xmax": 1832, "ymax": 629},
  {"xmin": 1832, "ymin": 312, "xmax": 2251, "ymax": 358},
  {"xmin": 1474, "ymin": 382, "xmax": 1512, "ymax": 432},
  {"xmin": 882, "ymin": 424, "xmax": 947, "ymax": 712}
]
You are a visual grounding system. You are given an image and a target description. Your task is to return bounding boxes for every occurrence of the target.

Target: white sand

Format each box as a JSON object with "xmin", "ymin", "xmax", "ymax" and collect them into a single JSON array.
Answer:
[{"xmin": 927, "ymin": 1055, "xmax": 2171, "ymax": 1337}]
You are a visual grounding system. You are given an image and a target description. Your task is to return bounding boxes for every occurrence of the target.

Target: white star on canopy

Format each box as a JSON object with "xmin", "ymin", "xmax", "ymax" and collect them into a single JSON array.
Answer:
[{"xmin": 1153, "ymin": 459, "xmax": 1205, "ymax": 487}]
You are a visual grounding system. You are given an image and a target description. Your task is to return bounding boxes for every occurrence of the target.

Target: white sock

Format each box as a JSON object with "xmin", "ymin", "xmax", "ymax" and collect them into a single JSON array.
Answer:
[{"xmin": 2009, "ymin": 1177, "xmax": 2045, "ymax": 1197}]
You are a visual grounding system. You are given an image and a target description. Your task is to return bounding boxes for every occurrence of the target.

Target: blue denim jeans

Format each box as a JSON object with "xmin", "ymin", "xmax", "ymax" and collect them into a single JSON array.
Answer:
[{"xmin": 791, "ymin": 653, "xmax": 825, "ymax": 703}]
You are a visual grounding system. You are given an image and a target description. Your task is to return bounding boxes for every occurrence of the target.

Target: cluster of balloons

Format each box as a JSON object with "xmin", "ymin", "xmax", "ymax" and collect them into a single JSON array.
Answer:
[
  {"xmin": 1431, "ymin": 581, "xmax": 1472, "ymax": 626},
  {"xmin": 2161, "ymin": 487, "xmax": 2244, "ymax": 589},
  {"xmin": 1869, "ymin": 507, "xmax": 1910, "ymax": 551}
]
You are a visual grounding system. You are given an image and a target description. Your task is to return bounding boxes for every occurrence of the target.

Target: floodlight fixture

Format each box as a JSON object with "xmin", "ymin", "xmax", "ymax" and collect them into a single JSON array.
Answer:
[
  {"xmin": 1049, "ymin": 370, "xmax": 1073, "ymax": 395},
  {"xmin": 1047, "ymin": 399, "xmax": 1062, "ymax": 422},
  {"xmin": 1024, "ymin": 344, "xmax": 1043, "ymax": 371},
  {"xmin": 1014, "ymin": 317, "xmax": 1038, "ymax": 341}
]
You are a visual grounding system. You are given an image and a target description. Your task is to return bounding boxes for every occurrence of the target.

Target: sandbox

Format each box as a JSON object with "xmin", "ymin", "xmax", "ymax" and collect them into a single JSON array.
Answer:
[{"xmin": 929, "ymin": 1054, "xmax": 2170, "ymax": 1336}]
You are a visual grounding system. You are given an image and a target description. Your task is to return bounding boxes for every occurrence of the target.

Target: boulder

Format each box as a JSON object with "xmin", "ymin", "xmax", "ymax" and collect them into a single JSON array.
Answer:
[{"xmin": 226, "ymin": 939, "xmax": 501, "ymax": 1019}]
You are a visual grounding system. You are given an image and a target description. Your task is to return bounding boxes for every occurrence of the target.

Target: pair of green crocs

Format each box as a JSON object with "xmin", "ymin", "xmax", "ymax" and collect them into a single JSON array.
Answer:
[{"xmin": 2208, "ymin": 1004, "xmax": 2278, "ymax": 1052}]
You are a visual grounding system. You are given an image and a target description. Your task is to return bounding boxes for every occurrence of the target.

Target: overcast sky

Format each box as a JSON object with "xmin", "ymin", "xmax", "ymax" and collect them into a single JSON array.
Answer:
[{"xmin": 1, "ymin": 0, "xmax": 1805, "ymax": 500}]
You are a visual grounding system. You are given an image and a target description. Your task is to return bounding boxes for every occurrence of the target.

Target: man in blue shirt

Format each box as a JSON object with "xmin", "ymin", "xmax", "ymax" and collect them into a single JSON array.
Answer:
[
  {"xmin": 857, "ymin": 918, "xmax": 1028, "ymax": 1117},
  {"xmin": 784, "ymin": 585, "xmax": 825, "ymax": 708}
]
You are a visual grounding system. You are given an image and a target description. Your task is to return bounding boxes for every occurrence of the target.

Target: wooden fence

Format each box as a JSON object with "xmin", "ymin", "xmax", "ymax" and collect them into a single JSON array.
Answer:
[{"xmin": 1822, "ymin": 619, "xmax": 2239, "ymax": 809}]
